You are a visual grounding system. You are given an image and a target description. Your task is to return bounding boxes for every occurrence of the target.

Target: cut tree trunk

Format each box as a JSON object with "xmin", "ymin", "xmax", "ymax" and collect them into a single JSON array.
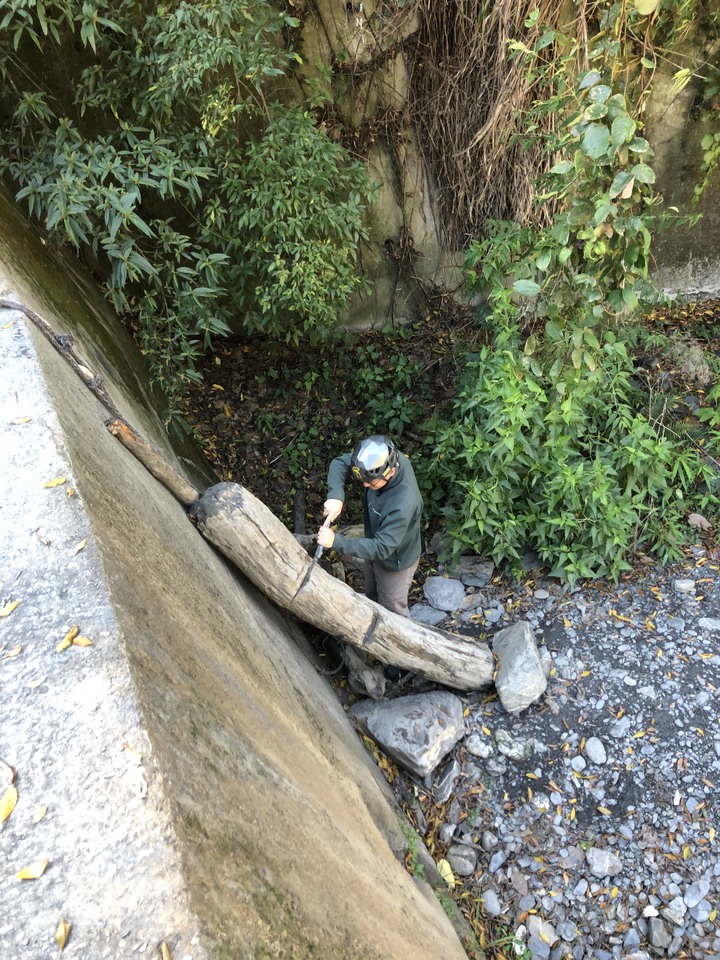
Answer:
[{"xmin": 191, "ymin": 483, "xmax": 493, "ymax": 691}]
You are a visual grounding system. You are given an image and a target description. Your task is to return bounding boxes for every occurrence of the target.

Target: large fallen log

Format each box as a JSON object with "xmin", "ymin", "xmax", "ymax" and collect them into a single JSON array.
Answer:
[{"xmin": 191, "ymin": 483, "xmax": 494, "ymax": 691}]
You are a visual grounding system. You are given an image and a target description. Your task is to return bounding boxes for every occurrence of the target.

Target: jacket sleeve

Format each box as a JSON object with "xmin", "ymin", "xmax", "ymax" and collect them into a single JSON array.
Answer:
[
  {"xmin": 326, "ymin": 452, "xmax": 352, "ymax": 502},
  {"xmin": 332, "ymin": 504, "xmax": 411, "ymax": 562}
]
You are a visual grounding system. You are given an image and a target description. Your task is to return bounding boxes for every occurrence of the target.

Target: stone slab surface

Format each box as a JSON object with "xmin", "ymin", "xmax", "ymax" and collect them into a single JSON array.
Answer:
[{"xmin": 1, "ymin": 314, "xmax": 205, "ymax": 959}]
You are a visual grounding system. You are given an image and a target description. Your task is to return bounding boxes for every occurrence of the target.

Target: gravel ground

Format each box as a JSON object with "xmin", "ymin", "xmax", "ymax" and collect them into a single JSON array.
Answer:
[{"xmin": 373, "ymin": 545, "xmax": 720, "ymax": 960}]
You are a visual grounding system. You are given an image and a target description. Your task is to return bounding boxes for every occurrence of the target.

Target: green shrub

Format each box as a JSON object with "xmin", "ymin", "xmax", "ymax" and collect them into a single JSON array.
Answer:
[
  {"xmin": 0, "ymin": 0, "xmax": 373, "ymax": 415},
  {"xmin": 431, "ymin": 10, "xmax": 718, "ymax": 582}
]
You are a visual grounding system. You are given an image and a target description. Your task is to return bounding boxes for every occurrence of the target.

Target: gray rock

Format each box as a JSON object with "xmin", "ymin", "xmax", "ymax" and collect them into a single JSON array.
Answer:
[
  {"xmin": 422, "ymin": 576, "xmax": 467, "ymax": 612},
  {"xmin": 492, "ymin": 621, "xmax": 547, "ymax": 714},
  {"xmin": 684, "ymin": 879, "xmax": 710, "ymax": 908},
  {"xmin": 610, "ymin": 716, "xmax": 631, "ymax": 738},
  {"xmin": 673, "ymin": 579, "xmax": 695, "ymax": 594},
  {"xmin": 348, "ymin": 692, "xmax": 465, "ymax": 777},
  {"xmin": 690, "ymin": 899, "xmax": 712, "ymax": 923},
  {"xmin": 648, "ymin": 916, "xmax": 671, "ymax": 949},
  {"xmin": 481, "ymin": 889, "xmax": 503, "ymax": 916},
  {"xmin": 481, "ymin": 831, "xmax": 499, "ymax": 851},
  {"xmin": 496, "ymin": 728, "xmax": 530, "ymax": 760},
  {"xmin": 344, "ymin": 647, "xmax": 386, "ymax": 700},
  {"xmin": 586, "ymin": 847, "xmax": 622, "ymax": 878},
  {"xmin": 438, "ymin": 823, "xmax": 456, "ymax": 844},
  {"xmin": 488, "ymin": 849, "xmax": 508, "ymax": 873},
  {"xmin": 556, "ymin": 920, "xmax": 578, "ymax": 942},
  {"xmin": 446, "ymin": 843, "xmax": 478, "ymax": 877},
  {"xmin": 662, "ymin": 896, "xmax": 687, "ymax": 926},
  {"xmin": 433, "ymin": 758, "xmax": 460, "ymax": 804},
  {"xmin": 528, "ymin": 916, "xmax": 558, "ymax": 947},
  {"xmin": 409, "ymin": 602, "xmax": 447, "ymax": 627},
  {"xmin": 465, "ymin": 733, "xmax": 493, "ymax": 759},
  {"xmin": 585, "ymin": 736, "xmax": 607, "ymax": 765},
  {"xmin": 698, "ymin": 617, "xmax": 720, "ymax": 632},
  {"xmin": 486, "ymin": 756, "xmax": 507, "ymax": 776},
  {"xmin": 451, "ymin": 556, "xmax": 495, "ymax": 587}
]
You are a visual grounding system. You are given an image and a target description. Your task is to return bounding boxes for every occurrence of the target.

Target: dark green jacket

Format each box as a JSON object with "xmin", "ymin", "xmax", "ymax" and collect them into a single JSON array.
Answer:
[{"xmin": 327, "ymin": 451, "xmax": 423, "ymax": 571}]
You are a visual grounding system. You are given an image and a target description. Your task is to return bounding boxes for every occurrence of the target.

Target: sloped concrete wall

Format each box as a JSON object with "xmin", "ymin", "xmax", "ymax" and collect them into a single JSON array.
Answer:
[
  {"xmin": 645, "ymin": 57, "xmax": 720, "ymax": 299},
  {"xmin": 0, "ymin": 193, "xmax": 467, "ymax": 959}
]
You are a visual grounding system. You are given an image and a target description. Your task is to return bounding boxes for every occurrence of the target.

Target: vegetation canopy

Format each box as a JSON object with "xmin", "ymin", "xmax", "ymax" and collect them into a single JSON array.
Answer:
[{"xmin": 0, "ymin": 0, "xmax": 374, "ymax": 414}]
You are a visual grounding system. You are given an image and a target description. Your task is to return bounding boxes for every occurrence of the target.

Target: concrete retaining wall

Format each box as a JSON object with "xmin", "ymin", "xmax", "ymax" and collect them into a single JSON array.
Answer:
[{"xmin": 0, "ymin": 193, "xmax": 467, "ymax": 959}]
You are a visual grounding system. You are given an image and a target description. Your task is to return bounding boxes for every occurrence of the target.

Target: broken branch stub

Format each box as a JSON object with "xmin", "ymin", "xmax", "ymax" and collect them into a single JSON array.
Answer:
[{"xmin": 191, "ymin": 483, "xmax": 493, "ymax": 691}]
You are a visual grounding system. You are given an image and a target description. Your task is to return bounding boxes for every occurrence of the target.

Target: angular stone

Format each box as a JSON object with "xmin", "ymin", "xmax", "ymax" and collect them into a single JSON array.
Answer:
[
  {"xmin": 423, "ymin": 576, "xmax": 467, "ymax": 612},
  {"xmin": 447, "ymin": 843, "xmax": 477, "ymax": 877},
  {"xmin": 690, "ymin": 899, "xmax": 712, "ymax": 923},
  {"xmin": 648, "ymin": 916, "xmax": 671, "ymax": 949},
  {"xmin": 488, "ymin": 849, "xmax": 508, "ymax": 873},
  {"xmin": 349, "ymin": 692, "xmax": 466, "ymax": 776},
  {"xmin": 673, "ymin": 579, "xmax": 695, "ymax": 594},
  {"xmin": 492, "ymin": 621, "xmax": 547, "ymax": 714},
  {"xmin": 409, "ymin": 602, "xmax": 448, "ymax": 627},
  {"xmin": 586, "ymin": 847, "xmax": 622, "ymax": 878},
  {"xmin": 684, "ymin": 879, "xmax": 710, "ymax": 908},
  {"xmin": 481, "ymin": 889, "xmax": 503, "ymax": 916},
  {"xmin": 528, "ymin": 916, "xmax": 558, "ymax": 947},
  {"xmin": 496, "ymin": 728, "xmax": 530, "ymax": 760},
  {"xmin": 481, "ymin": 831, "xmax": 499, "ymax": 851},
  {"xmin": 465, "ymin": 733, "xmax": 493, "ymax": 759}
]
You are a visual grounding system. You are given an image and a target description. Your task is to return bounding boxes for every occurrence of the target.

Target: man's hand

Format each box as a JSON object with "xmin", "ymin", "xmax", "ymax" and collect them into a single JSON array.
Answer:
[
  {"xmin": 317, "ymin": 525, "xmax": 335, "ymax": 549},
  {"xmin": 323, "ymin": 498, "xmax": 343, "ymax": 522}
]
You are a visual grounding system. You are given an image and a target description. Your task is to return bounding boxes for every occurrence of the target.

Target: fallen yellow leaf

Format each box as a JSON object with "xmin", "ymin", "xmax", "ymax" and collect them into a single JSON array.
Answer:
[
  {"xmin": 73, "ymin": 539, "xmax": 87, "ymax": 555},
  {"xmin": 160, "ymin": 944, "xmax": 172, "ymax": 960},
  {"xmin": 709, "ymin": 827, "xmax": 716, "ymax": 843},
  {"xmin": 72, "ymin": 636, "xmax": 93, "ymax": 647},
  {"xmin": 437, "ymin": 858, "xmax": 455, "ymax": 889},
  {"xmin": 56, "ymin": 626, "xmax": 80, "ymax": 652},
  {"xmin": 683, "ymin": 845, "xmax": 692, "ymax": 860},
  {"xmin": 43, "ymin": 476, "xmax": 67, "ymax": 488},
  {"xmin": 10, "ymin": 417, "xmax": 31, "ymax": 424},
  {"xmin": 0, "ymin": 599, "xmax": 21, "ymax": 618},
  {"xmin": 3, "ymin": 644, "xmax": 22, "ymax": 659},
  {"xmin": 55, "ymin": 918, "xmax": 71, "ymax": 953},
  {"xmin": 0, "ymin": 785, "xmax": 18, "ymax": 822},
  {"xmin": 66, "ymin": 488, "xmax": 76, "ymax": 498},
  {"xmin": 597, "ymin": 806, "xmax": 612, "ymax": 815},
  {"xmin": 33, "ymin": 804, "xmax": 48, "ymax": 823},
  {"xmin": 17, "ymin": 858, "xmax": 49, "ymax": 880}
]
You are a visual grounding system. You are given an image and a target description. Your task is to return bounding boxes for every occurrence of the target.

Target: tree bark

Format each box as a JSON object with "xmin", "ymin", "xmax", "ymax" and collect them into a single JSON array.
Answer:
[
  {"xmin": 191, "ymin": 483, "xmax": 493, "ymax": 691},
  {"xmin": 106, "ymin": 419, "xmax": 200, "ymax": 507}
]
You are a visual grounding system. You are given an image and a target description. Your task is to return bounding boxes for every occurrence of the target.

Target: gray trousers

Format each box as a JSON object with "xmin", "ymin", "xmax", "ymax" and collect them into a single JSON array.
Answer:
[{"xmin": 364, "ymin": 560, "xmax": 419, "ymax": 618}]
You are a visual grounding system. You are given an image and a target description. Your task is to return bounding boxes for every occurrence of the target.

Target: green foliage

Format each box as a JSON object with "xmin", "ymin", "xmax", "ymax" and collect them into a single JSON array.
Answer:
[
  {"xmin": 245, "ymin": 334, "xmax": 430, "ymax": 514},
  {"xmin": 432, "ymin": 8, "xmax": 718, "ymax": 582},
  {"xmin": 0, "ymin": 0, "xmax": 373, "ymax": 415}
]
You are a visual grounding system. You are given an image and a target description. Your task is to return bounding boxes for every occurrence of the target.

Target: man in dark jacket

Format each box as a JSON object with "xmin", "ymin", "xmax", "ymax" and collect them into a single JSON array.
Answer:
[{"xmin": 316, "ymin": 435, "xmax": 423, "ymax": 617}]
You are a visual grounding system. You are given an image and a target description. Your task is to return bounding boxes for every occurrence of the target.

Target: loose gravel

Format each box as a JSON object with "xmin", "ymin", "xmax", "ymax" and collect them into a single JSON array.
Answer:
[{"xmin": 380, "ymin": 545, "xmax": 720, "ymax": 959}]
